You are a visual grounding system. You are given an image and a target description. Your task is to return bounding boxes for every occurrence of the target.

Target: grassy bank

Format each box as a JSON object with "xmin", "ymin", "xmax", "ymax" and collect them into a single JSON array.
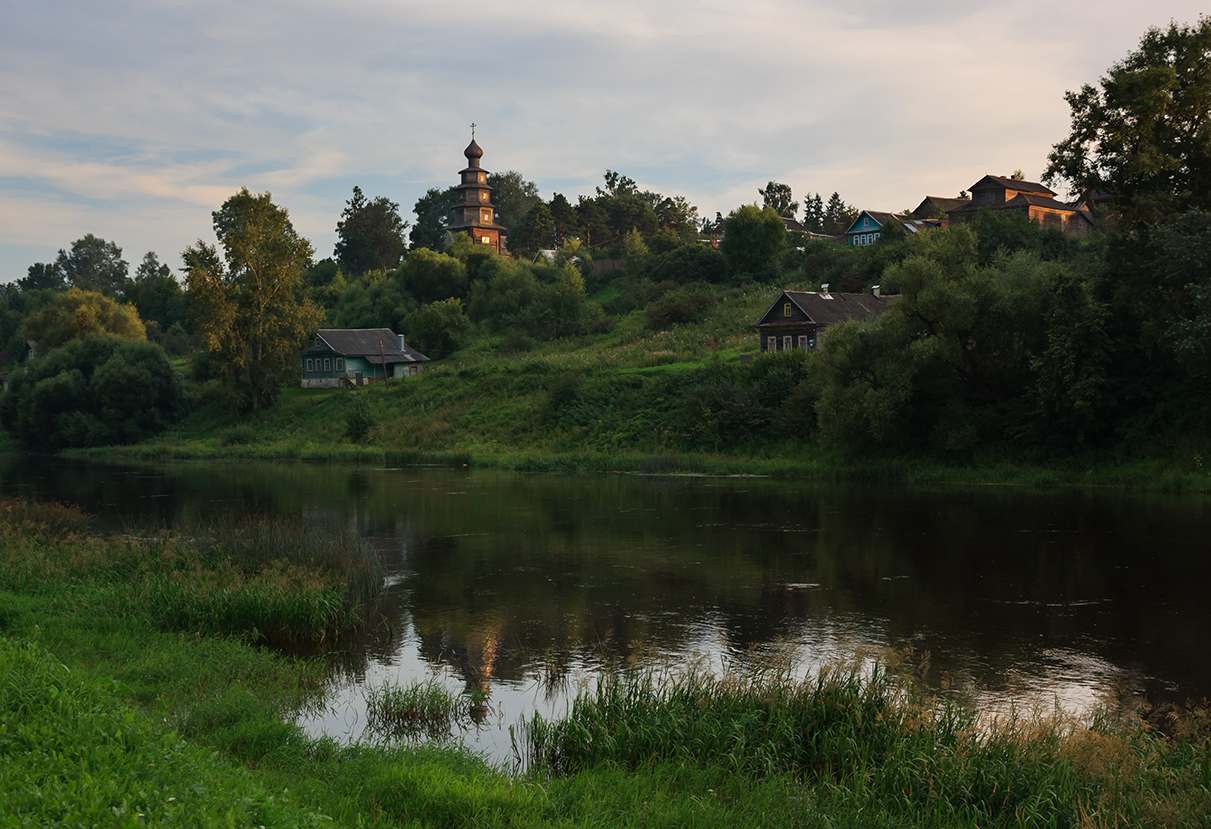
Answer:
[{"xmin": 2, "ymin": 495, "xmax": 1209, "ymax": 827}]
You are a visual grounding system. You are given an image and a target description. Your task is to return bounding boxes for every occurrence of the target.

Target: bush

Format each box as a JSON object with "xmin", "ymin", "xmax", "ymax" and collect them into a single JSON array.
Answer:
[{"xmin": 0, "ymin": 334, "xmax": 186, "ymax": 449}]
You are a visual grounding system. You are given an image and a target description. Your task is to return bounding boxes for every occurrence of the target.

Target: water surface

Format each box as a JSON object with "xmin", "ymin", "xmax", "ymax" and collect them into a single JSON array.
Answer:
[{"xmin": 3, "ymin": 456, "xmax": 1207, "ymax": 762}]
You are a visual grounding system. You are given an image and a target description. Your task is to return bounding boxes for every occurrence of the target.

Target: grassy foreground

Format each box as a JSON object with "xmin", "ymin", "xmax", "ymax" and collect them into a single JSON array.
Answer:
[{"xmin": 2, "ymin": 495, "xmax": 1209, "ymax": 827}]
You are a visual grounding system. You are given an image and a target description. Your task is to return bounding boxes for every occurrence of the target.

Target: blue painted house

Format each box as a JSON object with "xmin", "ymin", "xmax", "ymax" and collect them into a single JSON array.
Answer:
[
  {"xmin": 301, "ymin": 329, "xmax": 428, "ymax": 388},
  {"xmin": 844, "ymin": 210, "xmax": 943, "ymax": 246}
]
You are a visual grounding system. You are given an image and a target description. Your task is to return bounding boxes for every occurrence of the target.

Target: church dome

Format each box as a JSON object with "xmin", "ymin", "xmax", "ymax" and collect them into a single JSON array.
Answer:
[{"xmin": 464, "ymin": 139, "xmax": 483, "ymax": 161}]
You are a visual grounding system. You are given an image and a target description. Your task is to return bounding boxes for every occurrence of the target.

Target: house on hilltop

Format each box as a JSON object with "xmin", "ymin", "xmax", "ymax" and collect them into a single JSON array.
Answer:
[
  {"xmin": 844, "ymin": 211, "xmax": 943, "ymax": 247},
  {"xmin": 755, "ymin": 287, "xmax": 889, "ymax": 353},
  {"xmin": 946, "ymin": 175, "xmax": 1093, "ymax": 238},
  {"xmin": 301, "ymin": 328, "xmax": 428, "ymax": 388},
  {"xmin": 911, "ymin": 196, "xmax": 970, "ymax": 219}
]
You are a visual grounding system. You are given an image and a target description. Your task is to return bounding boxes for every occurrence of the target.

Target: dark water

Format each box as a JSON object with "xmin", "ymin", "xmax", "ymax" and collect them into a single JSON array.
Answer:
[{"xmin": 3, "ymin": 455, "xmax": 1209, "ymax": 761}]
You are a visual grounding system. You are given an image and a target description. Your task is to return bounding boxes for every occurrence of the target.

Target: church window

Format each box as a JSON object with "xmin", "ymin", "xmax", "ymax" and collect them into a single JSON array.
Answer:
[
  {"xmin": 478, "ymin": 172, "xmax": 485, "ymax": 183},
  {"xmin": 480, "ymin": 191, "xmax": 488, "ymax": 201},
  {"xmin": 481, "ymin": 235, "xmax": 490, "ymax": 244}
]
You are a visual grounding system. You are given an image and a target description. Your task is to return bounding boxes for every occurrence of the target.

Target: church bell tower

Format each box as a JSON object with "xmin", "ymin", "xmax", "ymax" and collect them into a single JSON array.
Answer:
[{"xmin": 443, "ymin": 125, "xmax": 507, "ymax": 254}]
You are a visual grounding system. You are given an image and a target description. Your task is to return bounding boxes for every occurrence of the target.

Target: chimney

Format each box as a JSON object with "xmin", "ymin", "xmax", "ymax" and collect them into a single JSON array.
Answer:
[
  {"xmin": 820, "ymin": 283, "xmax": 831, "ymax": 298},
  {"xmin": 398, "ymin": 334, "xmax": 405, "ymax": 351},
  {"xmin": 872, "ymin": 284, "xmax": 880, "ymax": 298}
]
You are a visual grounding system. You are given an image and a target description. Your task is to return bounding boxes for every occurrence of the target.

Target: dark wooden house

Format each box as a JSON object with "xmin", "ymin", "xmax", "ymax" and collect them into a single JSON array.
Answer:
[
  {"xmin": 755, "ymin": 288, "xmax": 889, "ymax": 353},
  {"xmin": 946, "ymin": 175, "xmax": 1094, "ymax": 238},
  {"xmin": 301, "ymin": 328, "xmax": 428, "ymax": 388}
]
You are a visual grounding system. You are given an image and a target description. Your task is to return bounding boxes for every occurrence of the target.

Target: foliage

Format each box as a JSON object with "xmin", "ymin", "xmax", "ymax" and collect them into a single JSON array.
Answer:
[
  {"xmin": 0, "ymin": 334, "xmax": 185, "ymax": 449},
  {"xmin": 758, "ymin": 180, "xmax": 798, "ymax": 219},
  {"xmin": 183, "ymin": 188, "xmax": 323, "ymax": 410},
  {"xmin": 486, "ymin": 170, "xmax": 540, "ymax": 231},
  {"xmin": 411, "ymin": 186, "xmax": 457, "ymax": 250},
  {"xmin": 644, "ymin": 283, "xmax": 718, "ymax": 329},
  {"xmin": 54, "ymin": 233, "xmax": 129, "ymax": 294},
  {"xmin": 335, "ymin": 185, "xmax": 409, "ymax": 274},
  {"xmin": 329, "ymin": 269, "xmax": 412, "ymax": 330},
  {"xmin": 19, "ymin": 287, "xmax": 146, "ymax": 350},
  {"xmin": 18, "ymin": 261, "xmax": 66, "ymax": 292},
  {"xmin": 508, "ymin": 202, "xmax": 556, "ymax": 260},
  {"xmin": 123, "ymin": 251, "xmax": 189, "ymax": 333},
  {"xmin": 721, "ymin": 205, "xmax": 786, "ymax": 282},
  {"xmin": 1044, "ymin": 16, "xmax": 1211, "ymax": 224},
  {"xmin": 406, "ymin": 297, "xmax": 472, "ymax": 357},
  {"xmin": 400, "ymin": 246, "xmax": 468, "ymax": 304},
  {"xmin": 345, "ymin": 392, "xmax": 377, "ymax": 443}
]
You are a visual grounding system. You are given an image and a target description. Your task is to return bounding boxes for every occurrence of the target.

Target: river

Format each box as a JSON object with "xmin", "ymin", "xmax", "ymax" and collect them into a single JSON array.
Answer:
[{"xmin": 3, "ymin": 455, "xmax": 1208, "ymax": 763}]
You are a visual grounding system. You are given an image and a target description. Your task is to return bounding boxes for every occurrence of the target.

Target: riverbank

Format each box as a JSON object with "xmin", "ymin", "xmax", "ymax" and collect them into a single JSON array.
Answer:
[
  {"xmin": 72, "ymin": 359, "xmax": 1211, "ymax": 492},
  {"xmin": 2, "ymin": 495, "xmax": 1208, "ymax": 827}
]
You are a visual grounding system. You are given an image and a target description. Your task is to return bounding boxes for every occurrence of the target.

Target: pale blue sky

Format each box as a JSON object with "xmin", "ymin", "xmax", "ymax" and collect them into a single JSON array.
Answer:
[{"xmin": 1, "ymin": 0, "xmax": 1206, "ymax": 282}]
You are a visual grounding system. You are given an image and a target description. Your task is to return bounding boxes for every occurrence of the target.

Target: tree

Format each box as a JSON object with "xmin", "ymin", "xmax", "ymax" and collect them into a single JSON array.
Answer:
[
  {"xmin": 183, "ymin": 188, "xmax": 322, "ymax": 410},
  {"xmin": 0, "ymin": 334, "xmax": 184, "ymax": 449},
  {"xmin": 19, "ymin": 262, "xmax": 66, "ymax": 292},
  {"xmin": 334, "ymin": 186, "xmax": 409, "ymax": 274},
  {"xmin": 56, "ymin": 234, "xmax": 129, "ymax": 294},
  {"xmin": 20, "ymin": 288, "xmax": 146, "ymax": 351},
  {"xmin": 125, "ymin": 252, "xmax": 188, "ymax": 332},
  {"xmin": 1043, "ymin": 17, "xmax": 1211, "ymax": 225},
  {"xmin": 822, "ymin": 192, "xmax": 858, "ymax": 235},
  {"xmin": 405, "ymin": 297, "xmax": 472, "ymax": 357},
  {"xmin": 803, "ymin": 193, "xmax": 825, "ymax": 233},
  {"xmin": 720, "ymin": 205, "xmax": 786, "ymax": 283},
  {"xmin": 486, "ymin": 170, "xmax": 540, "ymax": 231},
  {"xmin": 410, "ymin": 187, "xmax": 457, "ymax": 250},
  {"xmin": 758, "ymin": 181, "xmax": 798, "ymax": 219},
  {"xmin": 509, "ymin": 203, "xmax": 556, "ymax": 259}
]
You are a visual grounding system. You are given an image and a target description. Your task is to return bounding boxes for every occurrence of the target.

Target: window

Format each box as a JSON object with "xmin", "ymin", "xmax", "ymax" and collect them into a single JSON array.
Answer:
[
  {"xmin": 409, "ymin": 365, "xmax": 419, "ymax": 376},
  {"xmin": 336, "ymin": 358, "xmax": 344, "ymax": 371},
  {"xmin": 798, "ymin": 335, "xmax": 807, "ymax": 350},
  {"xmin": 478, "ymin": 172, "xmax": 485, "ymax": 183},
  {"xmin": 482, "ymin": 209, "xmax": 492, "ymax": 222},
  {"xmin": 323, "ymin": 358, "xmax": 331, "ymax": 371},
  {"xmin": 306, "ymin": 358, "xmax": 313, "ymax": 371},
  {"xmin": 479, "ymin": 191, "xmax": 488, "ymax": 201},
  {"xmin": 783, "ymin": 335, "xmax": 792, "ymax": 350},
  {"xmin": 481, "ymin": 235, "xmax": 490, "ymax": 244},
  {"xmin": 783, "ymin": 302, "xmax": 791, "ymax": 317},
  {"xmin": 767, "ymin": 336, "xmax": 777, "ymax": 352}
]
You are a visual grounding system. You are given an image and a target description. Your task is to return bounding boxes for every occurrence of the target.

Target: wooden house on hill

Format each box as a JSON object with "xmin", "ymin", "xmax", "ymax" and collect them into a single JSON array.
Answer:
[
  {"xmin": 301, "ymin": 329, "xmax": 428, "ymax": 388},
  {"xmin": 844, "ymin": 211, "xmax": 943, "ymax": 247},
  {"xmin": 911, "ymin": 196, "xmax": 969, "ymax": 219},
  {"xmin": 755, "ymin": 287, "xmax": 889, "ymax": 353},
  {"xmin": 946, "ymin": 175, "xmax": 1093, "ymax": 238}
]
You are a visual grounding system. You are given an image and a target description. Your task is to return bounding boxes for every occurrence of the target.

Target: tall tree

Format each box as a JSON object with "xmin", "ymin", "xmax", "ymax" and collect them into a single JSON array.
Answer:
[
  {"xmin": 410, "ymin": 186, "xmax": 457, "ymax": 250},
  {"xmin": 803, "ymin": 193, "xmax": 825, "ymax": 233},
  {"xmin": 822, "ymin": 192, "xmax": 858, "ymax": 235},
  {"xmin": 334, "ymin": 186, "xmax": 409, "ymax": 274},
  {"xmin": 486, "ymin": 171, "xmax": 540, "ymax": 231},
  {"xmin": 1043, "ymin": 17, "xmax": 1211, "ymax": 225},
  {"xmin": 758, "ymin": 181, "xmax": 798, "ymax": 219},
  {"xmin": 183, "ymin": 188, "xmax": 322, "ymax": 410},
  {"xmin": 720, "ymin": 205, "xmax": 786, "ymax": 283},
  {"xmin": 56, "ymin": 234, "xmax": 128, "ymax": 294},
  {"xmin": 19, "ymin": 262, "xmax": 66, "ymax": 292},
  {"xmin": 125, "ymin": 252, "xmax": 188, "ymax": 331}
]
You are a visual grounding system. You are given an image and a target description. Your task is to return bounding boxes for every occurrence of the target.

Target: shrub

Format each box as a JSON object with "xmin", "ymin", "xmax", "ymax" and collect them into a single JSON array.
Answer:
[{"xmin": 0, "ymin": 334, "xmax": 186, "ymax": 449}]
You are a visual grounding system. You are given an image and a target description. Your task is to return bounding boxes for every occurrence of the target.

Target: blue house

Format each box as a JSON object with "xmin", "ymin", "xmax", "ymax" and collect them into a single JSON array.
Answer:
[
  {"xmin": 844, "ymin": 210, "xmax": 942, "ymax": 246},
  {"xmin": 301, "ymin": 328, "xmax": 428, "ymax": 388}
]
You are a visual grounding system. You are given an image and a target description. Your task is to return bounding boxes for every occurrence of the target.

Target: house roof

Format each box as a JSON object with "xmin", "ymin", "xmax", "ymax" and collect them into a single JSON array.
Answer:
[
  {"xmin": 313, "ymin": 328, "xmax": 429, "ymax": 362},
  {"xmin": 911, "ymin": 196, "xmax": 970, "ymax": 219},
  {"xmin": 756, "ymin": 289, "xmax": 889, "ymax": 328},
  {"xmin": 968, "ymin": 175, "xmax": 1055, "ymax": 196}
]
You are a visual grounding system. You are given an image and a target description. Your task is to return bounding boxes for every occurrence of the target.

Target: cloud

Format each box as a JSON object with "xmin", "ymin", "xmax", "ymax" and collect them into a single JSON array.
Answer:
[{"xmin": 0, "ymin": 0, "xmax": 1207, "ymax": 279}]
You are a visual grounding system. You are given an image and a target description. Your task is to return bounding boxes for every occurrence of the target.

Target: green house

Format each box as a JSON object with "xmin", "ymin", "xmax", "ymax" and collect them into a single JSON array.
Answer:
[{"xmin": 301, "ymin": 328, "xmax": 429, "ymax": 388}]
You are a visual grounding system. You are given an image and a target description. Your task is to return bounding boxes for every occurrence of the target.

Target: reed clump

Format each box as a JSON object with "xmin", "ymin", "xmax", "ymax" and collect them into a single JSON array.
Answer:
[
  {"xmin": 518, "ymin": 651, "xmax": 1211, "ymax": 828},
  {"xmin": 364, "ymin": 678, "xmax": 474, "ymax": 741}
]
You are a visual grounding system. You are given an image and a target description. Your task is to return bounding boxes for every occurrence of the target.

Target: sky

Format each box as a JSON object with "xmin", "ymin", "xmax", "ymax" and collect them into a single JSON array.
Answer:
[{"xmin": 1, "ymin": 0, "xmax": 1207, "ymax": 282}]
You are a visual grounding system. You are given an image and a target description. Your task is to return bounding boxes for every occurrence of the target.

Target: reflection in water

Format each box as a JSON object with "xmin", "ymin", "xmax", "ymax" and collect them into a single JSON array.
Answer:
[{"xmin": 2, "ymin": 455, "xmax": 1208, "ymax": 762}]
